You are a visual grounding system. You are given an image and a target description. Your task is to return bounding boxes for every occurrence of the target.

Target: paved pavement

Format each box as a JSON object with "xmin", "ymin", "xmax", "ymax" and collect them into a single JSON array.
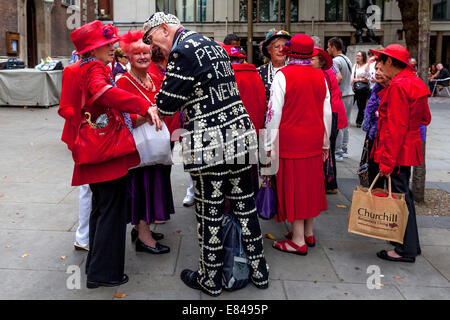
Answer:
[{"xmin": 0, "ymin": 98, "xmax": 449, "ymax": 300}]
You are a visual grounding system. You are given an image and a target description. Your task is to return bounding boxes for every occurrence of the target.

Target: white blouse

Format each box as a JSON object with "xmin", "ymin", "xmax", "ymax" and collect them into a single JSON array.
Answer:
[{"xmin": 265, "ymin": 70, "xmax": 332, "ymax": 152}]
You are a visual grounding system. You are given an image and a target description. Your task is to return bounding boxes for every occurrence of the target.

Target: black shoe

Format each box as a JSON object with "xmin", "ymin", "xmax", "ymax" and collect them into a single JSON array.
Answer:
[
  {"xmin": 87, "ymin": 274, "xmax": 129, "ymax": 289},
  {"xmin": 131, "ymin": 229, "xmax": 164, "ymax": 242},
  {"xmin": 135, "ymin": 238, "xmax": 170, "ymax": 254},
  {"xmin": 180, "ymin": 269, "xmax": 221, "ymax": 297},
  {"xmin": 376, "ymin": 250, "xmax": 415, "ymax": 263}
]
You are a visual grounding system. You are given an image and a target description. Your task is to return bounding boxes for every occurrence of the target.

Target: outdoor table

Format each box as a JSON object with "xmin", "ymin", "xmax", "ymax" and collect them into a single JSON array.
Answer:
[{"xmin": 0, "ymin": 68, "xmax": 63, "ymax": 107}]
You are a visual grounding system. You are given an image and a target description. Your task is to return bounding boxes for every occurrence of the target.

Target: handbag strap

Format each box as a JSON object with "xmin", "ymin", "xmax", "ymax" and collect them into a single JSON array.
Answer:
[
  {"xmin": 122, "ymin": 75, "xmax": 152, "ymax": 102},
  {"xmin": 368, "ymin": 173, "xmax": 393, "ymax": 198}
]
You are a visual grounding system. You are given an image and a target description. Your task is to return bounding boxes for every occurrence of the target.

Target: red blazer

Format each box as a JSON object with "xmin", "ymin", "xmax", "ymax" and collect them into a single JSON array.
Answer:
[
  {"xmin": 233, "ymin": 63, "xmax": 267, "ymax": 134},
  {"xmin": 71, "ymin": 61, "xmax": 151, "ymax": 186},
  {"xmin": 58, "ymin": 61, "xmax": 82, "ymax": 151},
  {"xmin": 147, "ymin": 61, "xmax": 181, "ymax": 139},
  {"xmin": 324, "ymin": 68, "xmax": 348, "ymax": 130},
  {"xmin": 373, "ymin": 68, "xmax": 431, "ymax": 174},
  {"xmin": 279, "ymin": 65, "xmax": 326, "ymax": 158}
]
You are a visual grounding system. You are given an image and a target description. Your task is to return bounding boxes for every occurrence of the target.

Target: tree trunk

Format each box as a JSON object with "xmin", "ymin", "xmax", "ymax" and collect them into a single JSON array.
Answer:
[
  {"xmin": 397, "ymin": 0, "xmax": 419, "ymax": 59},
  {"xmin": 411, "ymin": 0, "xmax": 431, "ymax": 203}
]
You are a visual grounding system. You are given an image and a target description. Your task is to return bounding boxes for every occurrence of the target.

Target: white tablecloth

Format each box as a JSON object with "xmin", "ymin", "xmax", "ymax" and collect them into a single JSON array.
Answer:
[{"xmin": 0, "ymin": 69, "xmax": 63, "ymax": 107}]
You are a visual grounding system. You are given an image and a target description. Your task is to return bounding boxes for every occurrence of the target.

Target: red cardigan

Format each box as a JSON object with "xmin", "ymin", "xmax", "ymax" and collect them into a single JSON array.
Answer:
[
  {"xmin": 71, "ymin": 61, "xmax": 151, "ymax": 186},
  {"xmin": 279, "ymin": 65, "xmax": 326, "ymax": 159},
  {"xmin": 58, "ymin": 61, "xmax": 82, "ymax": 151},
  {"xmin": 373, "ymin": 68, "xmax": 431, "ymax": 174},
  {"xmin": 324, "ymin": 68, "xmax": 348, "ymax": 130},
  {"xmin": 232, "ymin": 63, "xmax": 267, "ymax": 134}
]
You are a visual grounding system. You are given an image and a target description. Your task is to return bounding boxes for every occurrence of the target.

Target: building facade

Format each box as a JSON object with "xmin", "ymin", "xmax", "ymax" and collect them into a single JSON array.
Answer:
[
  {"xmin": 0, "ymin": 0, "xmax": 98, "ymax": 66},
  {"xmin": 108, "ymin": 0, "xmax": 449, "ymax": 67}
]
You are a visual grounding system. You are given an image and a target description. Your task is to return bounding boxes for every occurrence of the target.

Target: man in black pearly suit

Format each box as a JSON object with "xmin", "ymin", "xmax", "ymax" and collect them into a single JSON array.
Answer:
[{"xmin": 143, "ymin": 12, "xmax": 269, "ymax": 297}]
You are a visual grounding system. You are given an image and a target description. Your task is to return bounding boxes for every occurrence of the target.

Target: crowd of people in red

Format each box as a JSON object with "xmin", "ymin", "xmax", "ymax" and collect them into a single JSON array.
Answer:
[{"xmin": 58, "ymin": 15, "xmax": 431, "ymax": 293}]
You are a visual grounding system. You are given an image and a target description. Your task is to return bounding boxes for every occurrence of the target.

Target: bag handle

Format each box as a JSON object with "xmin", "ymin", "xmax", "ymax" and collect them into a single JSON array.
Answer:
[{"xmin": 368, "ymin": 173, "xmax": 393, "ymax": 199}]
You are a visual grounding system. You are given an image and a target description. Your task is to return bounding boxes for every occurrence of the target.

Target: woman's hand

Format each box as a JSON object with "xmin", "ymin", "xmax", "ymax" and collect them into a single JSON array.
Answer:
[
  {"xmin": 379, "ymin": 170, "xmax": 391, "ymax": 178},
  {"xmin": 147, "ymin": 105, "xmax": 162, "ymax": 131},
  {"xmin": 322, "ymin": 149, "xmax": 329, "ymax": 162}
]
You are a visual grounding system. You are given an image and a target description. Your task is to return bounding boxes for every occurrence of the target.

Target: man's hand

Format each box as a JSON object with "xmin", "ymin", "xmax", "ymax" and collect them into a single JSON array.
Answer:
[{"xmin": 147, "ymin": 105, "xmax": 162, "ymax": 131}]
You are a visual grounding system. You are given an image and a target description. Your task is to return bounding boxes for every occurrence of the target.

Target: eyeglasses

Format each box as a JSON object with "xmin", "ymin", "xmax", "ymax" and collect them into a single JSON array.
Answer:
[{"xmin": 144, "ymin": 26, "xmax": 161, "ymax": 45}]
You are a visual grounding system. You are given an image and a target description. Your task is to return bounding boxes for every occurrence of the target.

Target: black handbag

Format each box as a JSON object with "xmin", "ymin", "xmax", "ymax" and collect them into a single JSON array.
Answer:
[
  {"xmin": 357, "ymin": 140, "xmax": 370, "ymax": 187},
  {"xmin": 353, "ymin": 67, "xmax": 369, "ymax": 92}
]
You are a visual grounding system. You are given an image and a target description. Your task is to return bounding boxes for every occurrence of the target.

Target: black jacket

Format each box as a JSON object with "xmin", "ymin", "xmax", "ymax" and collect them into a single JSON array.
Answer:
[{"xmin": 156, "ymin": 29, "xmax": 258, "ymax": 172}]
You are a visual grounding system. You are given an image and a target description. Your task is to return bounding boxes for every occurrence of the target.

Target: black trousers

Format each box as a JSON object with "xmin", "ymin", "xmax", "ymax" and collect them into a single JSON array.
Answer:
[
  {"xmin": 190, "ymin": 164, "xmax": 269, "ymax": 295},
  {"xmin": 369, "ymin": 166, "xmax": 421, "ymax": 258},
  {"xmin": 86, "ymin": 176, "xmax": 128, "ymax": 282},
  {"xmin": 354, "ymin": 88, "xmax": 369, "ymax": 126},
  {"xmin": 325, "ymin": 112, "xmax": 339, "ymax": 190}
]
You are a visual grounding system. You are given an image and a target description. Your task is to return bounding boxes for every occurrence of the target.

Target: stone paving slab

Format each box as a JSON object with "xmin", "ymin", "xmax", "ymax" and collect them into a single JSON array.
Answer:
[
  {"xmin": 395, "ymin": 285, "xmax": 450, "ymax": 300},
  {"xmin": 283, "ymin": 280, "xmax": 404, "ymax": 300},
  {"xmin": 0, "ymin": 269, "xmax": 116, "ymax": 300},
  {"xmin": 201, "ymin": 280, "xmax": 286, "ymax": 300},
  {"xmin": 0, "ymin": 230, "xmax": 85, "ymax": 271},
  {"xmin": 0, "ymin": 202, "xmax": 77, "ymax": 231},
  {"xmin": 421, "ymin": 246, "xmax": 450, "ymax": 282},
  {"xmin": 321, "ymin": 241, "xmax": 450, "ymax": 288},
  {"xmin": 0, "ymin": 182, "xmax": 75, "ymax": 204}
]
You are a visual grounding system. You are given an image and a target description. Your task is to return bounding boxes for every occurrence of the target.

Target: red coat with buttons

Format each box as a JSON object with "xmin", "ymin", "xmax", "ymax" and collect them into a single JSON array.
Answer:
[
  {"xmin": 71, "ymin": 61, "xmax": 151, "ymax": 186},
  {"xmin": 372, "ymin": 68, "xmax": 432, "ymax": 174}
]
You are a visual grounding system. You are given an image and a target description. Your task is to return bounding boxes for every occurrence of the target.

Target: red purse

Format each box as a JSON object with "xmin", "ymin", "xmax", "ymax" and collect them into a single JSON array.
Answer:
[{"xmin": 72, "ymin": 84, "xmax": 137, "ymax": 165}]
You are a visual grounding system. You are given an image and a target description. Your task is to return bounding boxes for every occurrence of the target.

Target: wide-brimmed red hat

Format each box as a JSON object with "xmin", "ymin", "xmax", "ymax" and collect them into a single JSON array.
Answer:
[
  {"xmin": 220, "ymin": 44, "xmax": 247, "ymax": 59},
  {"xmin": 71, "ymin": 20, "xmax": 119, "ymax": 55},
  {"xmin": 281, "ymin": 34, "xmax": 319, "ymax": 59},
  {"xmin": 370, "ymin": 44, "xmax": 414, "ymax": 70},
  {"xmin": 314, "ymin": 46, "xmax": 333, "ymax": 70}
]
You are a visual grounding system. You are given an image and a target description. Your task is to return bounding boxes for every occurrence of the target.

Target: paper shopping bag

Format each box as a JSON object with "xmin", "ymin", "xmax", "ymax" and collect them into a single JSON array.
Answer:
[{"xmin": 348, "ymin": 173, "xmax": 409, "ymax": 244}]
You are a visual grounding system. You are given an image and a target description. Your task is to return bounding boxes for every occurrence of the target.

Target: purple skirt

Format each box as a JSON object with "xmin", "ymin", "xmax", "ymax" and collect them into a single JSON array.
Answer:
[{"xmin": 126, "ymin": 165, "xmax": 175, "ymax": 225}]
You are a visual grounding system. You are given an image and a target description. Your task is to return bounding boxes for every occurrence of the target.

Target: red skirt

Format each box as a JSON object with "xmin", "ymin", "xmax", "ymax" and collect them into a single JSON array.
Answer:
[{"xmin": 276, "ymin": 156, "xmax": 327, "ymax": 223}]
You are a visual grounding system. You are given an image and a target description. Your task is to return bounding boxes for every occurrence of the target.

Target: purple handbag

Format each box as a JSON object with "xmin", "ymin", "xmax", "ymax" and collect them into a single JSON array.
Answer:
[{"xmin": 255, "ymin": 179, "xmax": 277, "ymax": 220}]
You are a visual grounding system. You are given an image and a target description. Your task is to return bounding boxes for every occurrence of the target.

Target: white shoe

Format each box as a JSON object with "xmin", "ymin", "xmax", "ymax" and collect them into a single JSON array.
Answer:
[
  {"xmin": 183, "ymin": 195, "xmax": 195, "ymax": 207},
  {"xmin": 74, "ymin": 241, "xmax": 89, "ymax": 251},
  {"xmin": 335, "ymin": 155, "xmax": 344, "ymax": 162},
  {"xmin": 343, "ymin": 152, "xmax": 349, "ymax": 158}
]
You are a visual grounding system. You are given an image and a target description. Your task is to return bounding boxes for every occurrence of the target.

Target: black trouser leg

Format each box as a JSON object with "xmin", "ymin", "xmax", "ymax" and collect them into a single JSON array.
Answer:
[
  {"xmin": 391, "ymin": 167, "xmax": 421, "ymax": 258},
  {"xmin": 355, "ymin": 90, "xmax": 367, "ymax": 126},
  {"xmin": 225, "ymin": 165, "xmax": 269, "ymax": 287},
  {"xmin": 86, "ymin": 176, "xmax": 128, "ymax": 282},
  {"xmin": 325, "ymin": 113, "xmax": 338, "ymax": 190},
  {"xmin": 374, "ymin": 166, "xmax": 421, "ymax": 258},
  {"xmin": 367, "ymin": 137, "xmax": 383, "ymax": 189}
]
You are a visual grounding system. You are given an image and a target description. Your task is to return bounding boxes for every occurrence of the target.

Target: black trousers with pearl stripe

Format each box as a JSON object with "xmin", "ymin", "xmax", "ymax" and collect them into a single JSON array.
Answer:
[{"xmin": 190, "ymin": 164, "xmax": 269, "ymax": 295}]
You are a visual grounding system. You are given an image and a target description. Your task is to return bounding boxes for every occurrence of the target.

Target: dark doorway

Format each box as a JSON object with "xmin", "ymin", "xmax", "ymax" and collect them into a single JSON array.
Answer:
[{"xmin": 27, "ymin": 0, "xmax": 37, "ymax": 68}]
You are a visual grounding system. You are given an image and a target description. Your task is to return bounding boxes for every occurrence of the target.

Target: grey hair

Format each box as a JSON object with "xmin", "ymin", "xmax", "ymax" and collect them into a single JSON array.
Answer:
[{"xmin": 311, "ymin": 36, "xmax": 321, "ymax": 47}]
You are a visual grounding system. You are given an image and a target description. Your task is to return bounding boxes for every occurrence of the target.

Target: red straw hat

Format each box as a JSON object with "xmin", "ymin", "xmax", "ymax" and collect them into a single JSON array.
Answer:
[
  {"xmin": 219, "ymin": 43, "xmax": 247, "ymax": 59},
  {"xmin": 370, "ymin": 44, "xmax": 414, "ymax": 70},
  {"xmin": 71, "ymin": 20, "xmax": 119, "ymax": 55},
  {"xmin": 281, "ymin": 34, "xmax": 319, "ymax": 59},
  {"xmin": 314, "ymin": 46, "xmax": 333, "ymax": 70}
]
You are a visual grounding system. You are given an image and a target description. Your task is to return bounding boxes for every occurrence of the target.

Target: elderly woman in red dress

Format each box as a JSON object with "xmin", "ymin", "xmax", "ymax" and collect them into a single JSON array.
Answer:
[
  {"xmin": 116, "ymin": 30, "xmax": 173, "ymax": 254},
  {"xmin": 70, "ymin": 21, "xmax": 160, "ymax": 288},
  {"xmin": 265, "ymin": 35, "xmax": 332, "ymax": 255}
]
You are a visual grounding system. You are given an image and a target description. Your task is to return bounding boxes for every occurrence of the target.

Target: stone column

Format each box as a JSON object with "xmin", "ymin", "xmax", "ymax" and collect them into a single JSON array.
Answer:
[
  {"xmin": 436, "ymin": 31, "xmax": 443, "ymax": 63},
  {"xmin": 35, "ymin": 0, "xmax": 54, "ymax": 62}
]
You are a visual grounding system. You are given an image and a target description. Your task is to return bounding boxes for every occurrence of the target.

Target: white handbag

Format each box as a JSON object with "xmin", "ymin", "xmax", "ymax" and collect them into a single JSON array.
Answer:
[{"xmin": 122, "ymin": 75, "xmax": 173, "ymax": 168}]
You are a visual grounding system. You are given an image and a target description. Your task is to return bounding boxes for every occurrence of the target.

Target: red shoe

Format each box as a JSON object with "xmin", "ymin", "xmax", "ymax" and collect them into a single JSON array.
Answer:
[
  {"xmin": 272, "ymin": 240, "xmax": 307, "ymax": 256},
  {"xmin": 305, "ymin": 235, "xmax": 316, "ymax": 247}
]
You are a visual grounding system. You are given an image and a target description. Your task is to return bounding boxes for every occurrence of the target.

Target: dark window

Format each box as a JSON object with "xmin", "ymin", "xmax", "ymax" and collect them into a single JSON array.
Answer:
[
  {"xmin": 239, "ymin": 0, "xmax": 298, "ymax": 22},
  {"xmin": 325, "ymin": 0, "xmax": 344, "ymax": 21},
  {"xmin": 433, "ymin": 0, "xmax": 450, "ymax": 20}
]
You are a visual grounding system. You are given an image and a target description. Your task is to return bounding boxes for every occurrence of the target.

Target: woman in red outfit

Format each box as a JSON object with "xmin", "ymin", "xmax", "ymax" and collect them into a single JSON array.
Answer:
[
  {"xmin": 370, "ymin": 45, "xmax": 431, "ymax": 263},
  {"xmin": 311, "ymin": 46, "xmax": 348, "ymax": 194},
  {"xmin": 69, "ymin": 21, "xmax": 159, "ymax": 288},
  {"xmin": 116, "ymin": 30, "xmax": 173, "ymax": 255},
  {"xmin": 265, "ymin": 35, "xmax": 332, "ymax": 255}
]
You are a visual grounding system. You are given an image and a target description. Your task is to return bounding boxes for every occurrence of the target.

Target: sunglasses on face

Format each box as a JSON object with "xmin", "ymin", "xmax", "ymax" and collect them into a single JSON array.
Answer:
[{"xmin": 144, "ymin": 26, "xmax": 161, "ymax": 45}]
